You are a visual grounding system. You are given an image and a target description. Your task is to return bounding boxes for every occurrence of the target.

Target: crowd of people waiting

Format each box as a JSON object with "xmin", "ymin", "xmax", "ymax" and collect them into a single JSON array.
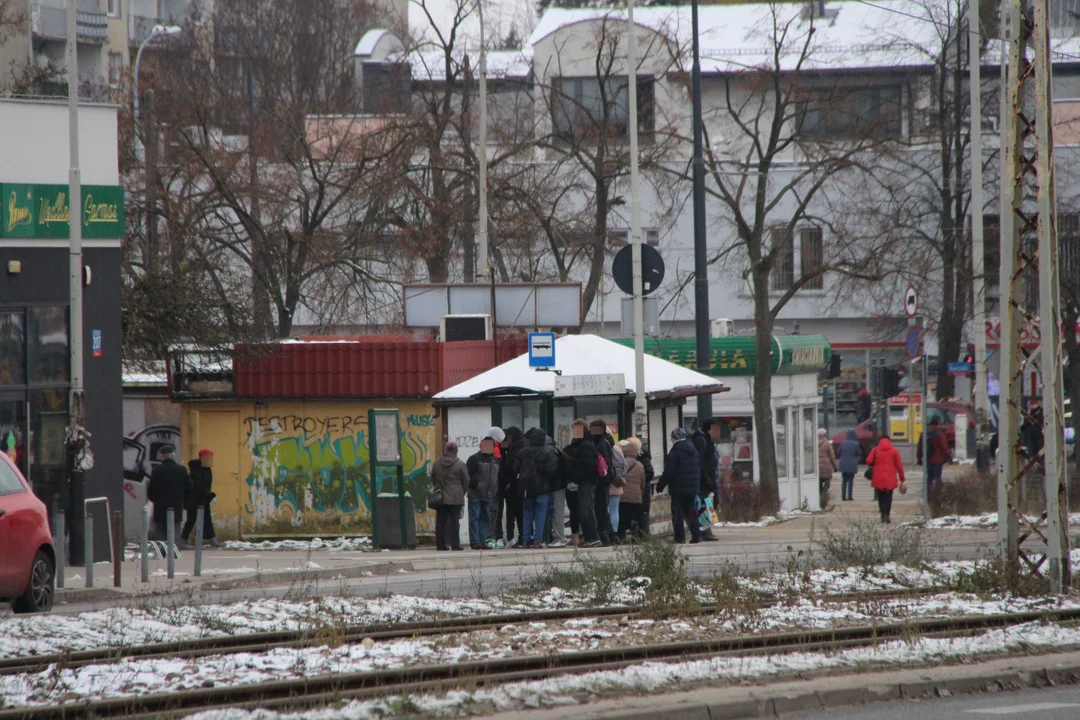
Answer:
[{"xmin": 429, "ymin": 417, "xmax": 730, "ymax": 550}]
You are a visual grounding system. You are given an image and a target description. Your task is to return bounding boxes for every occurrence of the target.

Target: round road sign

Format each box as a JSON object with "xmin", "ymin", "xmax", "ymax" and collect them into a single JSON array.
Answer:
[
  {"xmin": 904, "ymin": 284, "xmax": 919, "ymax": 318},
  {"xmin": 612, "ymin": 244, "xmax": 665, "ymax": 296},
  {"xmin": 906, "ymin": 327, "xmax": 920, "ymax": 359}
]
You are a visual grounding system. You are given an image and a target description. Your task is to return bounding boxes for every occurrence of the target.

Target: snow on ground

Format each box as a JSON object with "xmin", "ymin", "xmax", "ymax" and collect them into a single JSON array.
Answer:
[
  {"xmin": 8, "ymin": 608, "xmax": 1080, "ymax": 716},
  {"xmin": 712, "ymin": 509, "xmax": 817, "ymax": 529},
  {"xmin": 905, "ymin": 512, "xmax": 1080, "ymax": 530},
  {"xmin": 221, "ymin": 538, "xmax": 373, "ymax": 552}
]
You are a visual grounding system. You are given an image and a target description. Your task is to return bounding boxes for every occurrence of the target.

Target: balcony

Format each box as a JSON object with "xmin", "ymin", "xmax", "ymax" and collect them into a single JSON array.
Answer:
[{"xmin": 32, "ymin": 1, "xmax": 108, "ymax": 43}]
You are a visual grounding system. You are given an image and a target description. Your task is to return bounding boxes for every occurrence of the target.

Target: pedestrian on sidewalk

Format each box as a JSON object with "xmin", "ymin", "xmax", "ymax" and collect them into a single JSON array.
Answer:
[
  {"xmin": 467, "ymin": 434, "xmax": 501, "ymax": 549},
  {"xmin": 499, "ymin": 427, "xmax": 526, "ymax": 548},
  {"xmin": 608, "ymin": 442, "xmax": 626, "ymax": 536},
  {"xmin": 837, "ymin": 429, "xmax": 861, "ymax": 501},
  {"xmin": 856, "ymin": 388, "xmax": 872, "ymax": 423},
  {"xmin": 565, "ymin": 419, "xmax": 601, "ymax": 547},
  {"xmin": 432, "ymin": 442, "xmax": 469, "ymax": 551},
  {"xmin": 514, "ymin": 428, "xmax": 557, "ymax": 548},
  {"xmin": 617, "ymin": 439, "xmax": 646, "ymax": 540},
  {"xmin": 628, "ymin": 437, "xmax": 655, "ymax": 536},
  {"xmin": 484, "ymin": 427, "xmax": 507, "ymax": 544},
  {"xmin": 866, "ymin": 437, "xmax": 906, "ymax": 524},
  {"xmin": 589, "ymin": 419, "xmax": 619, "ymax": 545},
  {"xmin": 916, "ymin": 418, "xmax": 951, "ymax": 505},
  {"xmin": 691, "ymin": 419, "xmax": 722, "ymax": 541},
  {"xmin": 183, "ymin": 449, "xmax": 223, "ymax": 547},
  {"xmin": 147, "ymin": 445, "xmax": 194, "ymax": 549},
  {"xmin": 658, "ymin": 427, "xmax": 702, "ymax": 544},
  {"xmin": 547, "ymin": 434, "xmax": 570, "ymax": 548},
  {"xmin": 817, "ymin": 428, "xmax": 838, "ymax": 500}
]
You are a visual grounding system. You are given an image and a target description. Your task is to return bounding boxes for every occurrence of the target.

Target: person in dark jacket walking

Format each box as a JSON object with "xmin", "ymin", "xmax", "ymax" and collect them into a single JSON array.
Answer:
[
  {"xmin": 589, "ymin": 419, "xmax": 618, "ymax": 544},
  {"xmin": 147, "ymin": 445, "xmax": 194, "ymax": 549},
  {"xmin": 498, "ymin": 427, "xmax": 526, "ymax": 547},
  {"xmin": 182, "ymin": 449, "xmax": 223, "ymax": 547},
  {"xmin": 466, "ymin": 435, "xmax": 501, "ymax": 549},
  {"xmin": 691, "ymin": 419, "xmax": 722, "ymax": 541},
  {"xmin": 916, "ymin": 418, "xmax": 952, "ymax": 504},
  {"xmin": 432, "ymin": 442, "xmax": 469, "ymax": 551},
  {"xmin": 658, "ymin": 428, "xmax": 702, "ymax": 544},
  {"xmin": 514, "ymin": 428, "xmax": 558, "ymax": 547},
  {"xmin": 837, "ymin": 429, "xmax": 861, "ymax": 501},
  {"xmin": 565, "ymin": 419, "xmax": 601, "ymax": 547},
  {"xmin": 856, "ymin": 388, "xmax": 872, "ymax": 424}
]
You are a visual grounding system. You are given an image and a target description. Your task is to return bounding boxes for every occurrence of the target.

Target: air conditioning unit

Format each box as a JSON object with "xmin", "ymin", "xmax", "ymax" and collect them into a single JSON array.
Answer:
[
  {"xmin": 711, "ymin": 318, "xmax": 734, "ymax": 338},
  {"xmin": 440, "ymin": 314, "xmax": 492, "ymax": 342}
]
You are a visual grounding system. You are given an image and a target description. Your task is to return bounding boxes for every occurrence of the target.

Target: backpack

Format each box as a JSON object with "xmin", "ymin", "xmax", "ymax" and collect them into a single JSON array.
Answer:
[{"xmin": 596, "ymin": 451, "xmax": 608, "ymax": 478}]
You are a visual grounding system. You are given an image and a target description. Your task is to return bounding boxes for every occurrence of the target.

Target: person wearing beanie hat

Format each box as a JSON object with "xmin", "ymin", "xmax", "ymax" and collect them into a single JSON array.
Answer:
[
  {"xmin": 432, "ymin": 441, "xmax": 469, "ymax": 550},
  {"xmin": 658, "ymin": 426, "xmax": 702, "ymax": 544}
]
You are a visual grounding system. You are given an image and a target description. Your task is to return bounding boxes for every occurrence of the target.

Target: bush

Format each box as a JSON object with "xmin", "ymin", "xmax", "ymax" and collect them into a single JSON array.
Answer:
[
  {"xmin": 932, "ymin": 468, "xmax": 996, "ymax": 517},
  {"xmin": 815, "ymin": 517, "xmax": 934, "ymax": 571},
  {"xmin": 718, "ymin": 479, "xmax": 768, "ymax": 523}
]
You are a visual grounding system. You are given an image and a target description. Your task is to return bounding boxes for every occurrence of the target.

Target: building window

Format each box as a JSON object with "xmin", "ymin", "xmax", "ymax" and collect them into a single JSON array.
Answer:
[
  {"xmin": 800, "ymin": 227, "xmax": 824, "ymax": 290},
  {"xmin": 770, "ymin": 226, "xmax": 795, "ymax": 292},
  {"xmin": 552, "ymin": 76, "xmax": 655, "ymax": 142},
  {"xmin": 108, "ymin": 52, "xmax": 122, "ymax": 88},
  {"xmin": 799, "ymin": 84, "xmax": 903, "ymax": 139},
  {"xmin": 983, "ymin": 214, "xmax": 1000, "ymax": 288},
  {"xmin": 107, "ymin": 0, "xmax": 119, "ymax": 17},
  {"xmin": 1060, "ymin": 213, "xmax": 1080, "ymax": 284}
]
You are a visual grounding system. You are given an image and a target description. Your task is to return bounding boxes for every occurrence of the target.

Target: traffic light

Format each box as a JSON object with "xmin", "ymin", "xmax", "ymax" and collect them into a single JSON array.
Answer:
[
  {"xmin": 963, "ymin": 353, "xmax": 974, "ymax": 365},
  {"xmin": 829, "ymin": 353, "xmax": 842, "ymax": 379}
]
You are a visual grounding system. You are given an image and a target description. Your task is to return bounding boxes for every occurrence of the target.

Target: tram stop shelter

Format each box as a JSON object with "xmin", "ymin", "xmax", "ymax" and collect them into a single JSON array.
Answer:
[{"xmin": 432, "ymin": 334, "xmax": 729, "ymax": 474}]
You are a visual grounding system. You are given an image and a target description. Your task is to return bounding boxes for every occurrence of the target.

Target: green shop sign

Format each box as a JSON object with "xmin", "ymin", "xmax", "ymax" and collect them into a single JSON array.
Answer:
[
  {"xmin": 614, "ymin": 335, "xmax": 831, "ymax": 377},
  {"xmin": 0, "ymin": 184, "xmax": 124, "ymax": 239}
]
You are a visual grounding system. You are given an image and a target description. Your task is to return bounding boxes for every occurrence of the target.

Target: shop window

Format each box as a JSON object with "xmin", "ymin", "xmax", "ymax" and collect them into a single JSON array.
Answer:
[
  {"xmin": 714, "ymin": 417, "xmax": 753, "ymax": 484},
  {"xmin": 0, "ymin": 312, "xmax": 26, "ymax": 386},
  {"xmin": 775, "ymin": 408, "xmax": 788, "ymax": 478},
  {"xmin": 554, "ymin": 401, "xmax": 575, "ymax": 450},
  {"xmin": 802, "ymin": 408, "xmax": 816, "ymax": 477},
  {"xmin": 30, "ymin": 389, "xmax": 67, "ymax": 504},
  {"xmin": 28, "ymin": 307, "xmax": 68, "ymax": 385}
]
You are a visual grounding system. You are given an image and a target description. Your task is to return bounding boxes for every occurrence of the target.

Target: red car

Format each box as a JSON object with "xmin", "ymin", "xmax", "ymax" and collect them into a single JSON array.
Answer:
[
  {"xmin": 832, "ymin": 402, "xmax": 972, "ymax": 462},
  {"xmin": 0, "ymin": 452, "xmax": 56, "ymax": 613}
]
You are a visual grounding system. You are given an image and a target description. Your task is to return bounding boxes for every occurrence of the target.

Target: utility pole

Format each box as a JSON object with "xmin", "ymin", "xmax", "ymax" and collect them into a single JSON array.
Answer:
[
  {"xmin": 627, "ymin": 0, "xmax": 647, "ymax": 435},
  {"xmin": 65, "ymin": 0, "xmax": 86, "ymax": 567},
  {"xmin": 691, "ymin": 0, "xmax": 711, "ymax": 421},
  {"xmin": 144, "ymin": 90, "xmax": 159, "ymax": 275},
  {"xmin": 477, "ymin": 0, "xmax": 489, "ymax": 284},
  {"xmin": 997, "ymin": 0, "xmax": 1069, "ymax": 590},
  {"xmin": 969, "ymin": 0, "xmax": 989, "ymax": 464}
]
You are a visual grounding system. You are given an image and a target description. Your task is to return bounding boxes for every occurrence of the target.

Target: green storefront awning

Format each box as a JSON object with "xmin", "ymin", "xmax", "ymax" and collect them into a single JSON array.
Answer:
[
  {"xmin": 1, "ymin": 184, "xmax": 124, "ymax": 239},
  {"xmin": 613, "ymin": 335, "xmax": 831, "ymax": 377}
]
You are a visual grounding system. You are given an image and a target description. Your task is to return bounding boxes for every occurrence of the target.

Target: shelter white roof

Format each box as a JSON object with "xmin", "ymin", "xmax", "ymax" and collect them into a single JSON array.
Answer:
[{"xmin": 434, "ymin": 334, "xmax": 727, "ymax": 401}]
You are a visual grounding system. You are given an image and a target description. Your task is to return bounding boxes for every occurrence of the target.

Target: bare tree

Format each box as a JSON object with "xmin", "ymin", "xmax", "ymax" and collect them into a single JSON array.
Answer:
[
  {"xmin": 131, "ymin": 0, "xmax": 407, "ymax": 346},
  {"xmin": 673, "ymin": 3, "xmax": 902, "ymax": 509}
]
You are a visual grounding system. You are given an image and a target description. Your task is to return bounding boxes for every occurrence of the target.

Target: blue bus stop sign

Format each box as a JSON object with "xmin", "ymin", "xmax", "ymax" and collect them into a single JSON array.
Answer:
[{"xmin": 906, "ymin": 328, "xmax": 920, "ymax": 359}]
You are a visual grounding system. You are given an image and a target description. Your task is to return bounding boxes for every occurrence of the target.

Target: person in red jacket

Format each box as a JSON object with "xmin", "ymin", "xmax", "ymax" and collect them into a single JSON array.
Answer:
[{"xmin": 867, "ymin": 437, "xmax": 906, "ymax": 524}]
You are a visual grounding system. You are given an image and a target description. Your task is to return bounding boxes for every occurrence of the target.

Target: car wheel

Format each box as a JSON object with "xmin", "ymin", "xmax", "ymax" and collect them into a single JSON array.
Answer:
[{"xmin": 13, "ymin": 550, "xmax": 54, "ymax": 614}]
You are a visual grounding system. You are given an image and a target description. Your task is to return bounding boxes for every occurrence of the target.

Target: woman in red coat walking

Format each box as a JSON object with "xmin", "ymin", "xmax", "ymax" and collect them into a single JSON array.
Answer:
[{"xmin": 866, "ymin": 437, "xmax": 906, "ymax": 524}]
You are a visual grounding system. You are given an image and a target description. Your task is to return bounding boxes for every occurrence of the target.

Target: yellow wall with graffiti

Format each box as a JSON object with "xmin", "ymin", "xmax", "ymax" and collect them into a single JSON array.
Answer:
[{"xmin": 180, "ymin": 400, "xmax": 438, "ymax": 537}]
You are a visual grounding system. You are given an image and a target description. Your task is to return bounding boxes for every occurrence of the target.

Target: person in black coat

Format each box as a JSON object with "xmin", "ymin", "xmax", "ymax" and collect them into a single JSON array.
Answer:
[
  {"xmin": 658, "ymin": 428, "xmax": 702, "ymax": 544},
  {"xmin": 182, "ymin": 449, "xmax": 222, "ymax": 547},
  {"xmin": 514, "ymin": 428, "xmax": 558, "ymax": 547},
  {"xmin": 588, "ymin": 419, "xmax": 617, "ymax": 544},
  {"xmin": 147, "ymin": 445, "xmax": 194, "ymax": 549},
  {"xmin": 498, "ymin": 426, "xmax": 526, "ymax": 547},
  {"xmin": 565, "ymin": 419, "xmax": 601, "ymax": 547}
]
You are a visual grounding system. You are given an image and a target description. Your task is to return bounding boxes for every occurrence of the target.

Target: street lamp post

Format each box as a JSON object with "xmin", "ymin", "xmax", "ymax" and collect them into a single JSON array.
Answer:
[
  {"xmin": 691, "ymin": 0, "xmax": 711, "ymax": 422},
  {"xmin": 134, "ymin": 24, "xmax": 182, "ymax": 158}
]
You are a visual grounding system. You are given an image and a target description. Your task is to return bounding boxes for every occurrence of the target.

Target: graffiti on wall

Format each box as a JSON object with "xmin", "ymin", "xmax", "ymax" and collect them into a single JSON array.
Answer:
[
  {"xmin": 243, "ymin": 411, "xmax": 435, "ymax": 533},
  {"xmin": 123, "ymin": 424, "xmax": 181, "ymax": 482}
]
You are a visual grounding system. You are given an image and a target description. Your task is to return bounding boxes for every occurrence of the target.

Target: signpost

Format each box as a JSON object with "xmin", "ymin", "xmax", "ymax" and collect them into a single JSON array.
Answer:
[
  {"xmin": 947, "ymin": 361, "xmax": 974, "ymax": 376},
  {"xmin": 905, "ymin": 284, "xmax": 919, "ymax": 318},
  {"xmin": 528, "ymin": 332, "xmax": 556, "ymax": 368},
  {"xmin": 554, "ymin": 373, "xmax": 626, "ymax": 398},
  {"xmin": 367, "ymin": 409, "xmax": 409, "ymax": 550},
  {"xmin": 905, "ymin": 327, "xmax": 920, "ymax": 360},
  {"xmin": 612, "ymin": 244, "xmax": 665, "ymax": 296}
]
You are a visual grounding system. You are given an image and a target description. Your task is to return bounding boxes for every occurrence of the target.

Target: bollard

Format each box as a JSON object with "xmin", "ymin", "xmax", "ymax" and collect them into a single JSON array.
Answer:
[
  {"xmin": 84, "ymin": 514, "xmax": 93, "ymax": 588},
  {"xmin": 140, "ymin": 507, "xmax": 149, "ymax": 583},
  {"xmin": 112, "ymin": 511, "xmax": 123, "ymax": 588},
  {"xmin": 194, "ymin": 506, "xmax": 204, "ymax": 577},
  {"xmin": 54, "ymin": 510, "xmax": 65, "ymax": 590},
  {"xmin": 166, "ymin": 508, "xmax": 175, "ymax": 580}
]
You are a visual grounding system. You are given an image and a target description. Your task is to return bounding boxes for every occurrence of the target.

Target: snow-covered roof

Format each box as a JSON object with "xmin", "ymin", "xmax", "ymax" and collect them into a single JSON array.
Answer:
[
  {"xmin": 434, "ymin": 334, "xmax": 727, "ymax": 401},
  {"xmin": 405, "ymin": 47, "xmax": 534, "ymax": 82},
  {"xmin": 356, "ymin": 29, "xmax": 393, "ymax": 57},
  {"xmin": 527, "ymin": 2, "xmax": 965, "ymax": 73}
]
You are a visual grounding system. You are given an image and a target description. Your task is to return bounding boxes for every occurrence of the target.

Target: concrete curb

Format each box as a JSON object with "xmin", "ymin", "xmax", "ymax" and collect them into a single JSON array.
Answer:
[{"xmin": 484, "ymin": 649, "xmax": 1080, "ymax": 720}]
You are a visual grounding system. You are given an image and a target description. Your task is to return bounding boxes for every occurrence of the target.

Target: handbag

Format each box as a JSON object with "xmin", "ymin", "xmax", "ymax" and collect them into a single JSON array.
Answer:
[
  {"xmin": 427, "ymin": 489, "xmax": 443, "ymax": 510},
  {"xmin": 863, "ymin": 465, "xmax": 874, "ymax": 480}
]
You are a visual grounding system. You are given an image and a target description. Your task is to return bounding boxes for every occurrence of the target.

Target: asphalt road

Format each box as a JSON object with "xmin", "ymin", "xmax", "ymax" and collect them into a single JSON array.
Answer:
[{"xmin": 789, "ymin": 686, "xmax": 1080, "ymax": 720}]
